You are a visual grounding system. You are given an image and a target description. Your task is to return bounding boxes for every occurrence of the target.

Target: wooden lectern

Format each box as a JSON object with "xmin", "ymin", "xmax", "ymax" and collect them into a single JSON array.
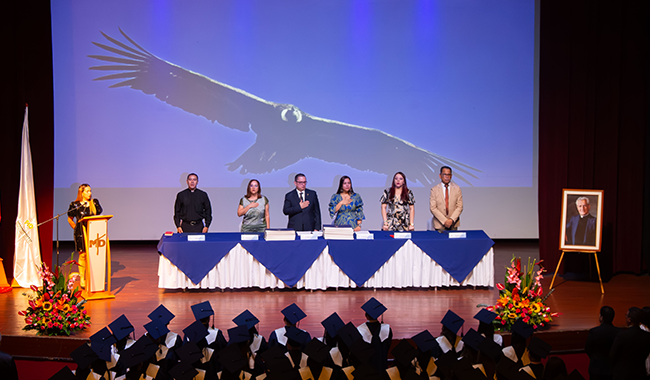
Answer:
[{"xmin": 80, "ymin": 215, "xmax": 115, "ymax": 300}]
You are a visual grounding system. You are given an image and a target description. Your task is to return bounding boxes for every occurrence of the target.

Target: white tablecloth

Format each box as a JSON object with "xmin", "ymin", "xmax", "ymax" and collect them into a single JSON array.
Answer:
[{"xmin": 158, "ymin": 240, "xmax": 494, "ymax": 290}]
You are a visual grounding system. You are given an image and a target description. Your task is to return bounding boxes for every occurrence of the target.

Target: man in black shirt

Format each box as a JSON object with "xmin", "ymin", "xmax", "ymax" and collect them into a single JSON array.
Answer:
[
  {"xmin": 585, "ymin": 306, "xmax": 620, "ymax": 380},
  {"xmin": 174, "ymin": 173, "xmax": 212, "ymax": 233}
]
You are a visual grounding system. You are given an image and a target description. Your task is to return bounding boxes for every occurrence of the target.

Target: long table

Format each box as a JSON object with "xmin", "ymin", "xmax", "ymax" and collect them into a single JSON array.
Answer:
[{"xmin": 157, "ymin": 230, "xmax": 494, "ymax": 290}]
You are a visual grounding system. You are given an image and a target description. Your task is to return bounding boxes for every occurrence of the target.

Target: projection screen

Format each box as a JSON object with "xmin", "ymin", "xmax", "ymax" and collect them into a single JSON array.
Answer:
[{"xmin": 51, "ymin": 0, "xmax": 538, "ymax": 240}]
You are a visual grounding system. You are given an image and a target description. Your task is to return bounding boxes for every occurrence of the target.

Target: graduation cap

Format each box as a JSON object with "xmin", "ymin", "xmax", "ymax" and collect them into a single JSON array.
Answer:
[
  {"xmin": 261, "ymin": 345, "xmax": 294, "ymax": 372},
  {"xmin": 349, "ymin": 339, "xmax": 375, "ymax": 364},
  {"xmin": 183, "ymin": 320, "xmax": 209, "ymax": 343},
  {"xmin": 391, "ymin": 339, "xmax": 419, "ymax": 367},
  {"xmin": 411, "ymin": 330, "xmax": 437, "ymax": 353},
  {"xmin": 108, "ymin": 314, "xmax": 134, "ymax": 341},
  {"xmin": 441, "ymin": 310, "xmax": 465, "ymax": 335},
  {"xmin": 511, "ymin": 320, "xmax": 534, "ymax": 339},
  {"xmin": 120, "ymin": 335, "xmax": 159, "ymax": 369},
  {"xmin": 219, "ymin": 341, "xmax": 249, "ymax": 373},
  {"xmin": 303, "ymin": 338, "xmax": 329, "ymax": 364},
  {"xmin": 70, "ymin": 342, "xmax": 99, "ymax": 369},
  {"xmin": 176, "ymin": 341, "xmax": 204, "ymax": 364},
  {"xmin": 89, "ymin": 327, "xmax": 117, "ymax": 361},
  {"xmin": 527, "ymin": 336, "xmax": 552, "ymax": 359},
  {"xmin": 168, "ymin": 361, "xmax": 198, "ymax": 380},
  {"xmin": 228, "ymin": 324, "xmax": 251, "ymax": 344},
  {"xmin": 191, "ymin": 301, "xmax": 214, "ymax": 321},
  {"xmin": 281, "ymin": 303, "xmax": 307, "ymax": 325},
  {"xmin": 232, "ymin": 309, "xmax": 259, "ymax": 330},
  {"xmin": 144, "ymin": 319, "xmax": 170, "ymax": 340},
  {"xmin": 147, "ymin": 304, "xmax": 175, "ymax": 325},
  {"xmin": 48, "ymin": 366, "xmax": 76, "ymax": 380},
  {"xmin": 285, "ymin": 326, "xmax": 309, "ymax": 348},
  {"xmin": 478, "ymin": 338, "xmax": 503, "ymax": 362},
  {"xmin": 474, "ymin": 309, "xmax": 498, "ymax": 325},
  {"xmin": 351, "ymin": 364, "xmax": 384, "ymax": 380},
  {"xmin": 462, "ymin": 328, "xmax": 485, "ymax": 351},
  {"xmin": 337, "ymin": 322, "xmax": 362, "ymax": 348},
  {"xmin": 321, "ymin": 312, "xmax": 345, "ymax": 338},
  {"xmin": 453, "ymin": 357, "xmax": 488, "ymax": 380},
  {"xmin": 361, "ymin": 297, "xmax": 387, "ymax": 320}
]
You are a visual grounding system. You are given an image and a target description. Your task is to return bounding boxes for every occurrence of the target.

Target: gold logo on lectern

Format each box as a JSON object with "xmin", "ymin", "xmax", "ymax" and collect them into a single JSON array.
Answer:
[{"xmin": 89, "ymin": 233, "xmax": 107, "ymax": 255}]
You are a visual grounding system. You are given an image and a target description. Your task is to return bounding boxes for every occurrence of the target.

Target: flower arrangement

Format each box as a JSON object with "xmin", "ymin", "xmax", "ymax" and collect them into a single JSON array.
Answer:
[
  {"xmin": 482, "ymin": 256, "xmax": 558, "ymax": 331},
  {"xmin": 18, "ymin": 260, "xmax": 91, "ymax": 336}
]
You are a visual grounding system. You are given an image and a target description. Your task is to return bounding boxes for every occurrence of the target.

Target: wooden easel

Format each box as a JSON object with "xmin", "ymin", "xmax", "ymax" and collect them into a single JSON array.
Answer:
[{"xmin": 550, "ymin": 250, "xmax": 604, "ymax": 294}]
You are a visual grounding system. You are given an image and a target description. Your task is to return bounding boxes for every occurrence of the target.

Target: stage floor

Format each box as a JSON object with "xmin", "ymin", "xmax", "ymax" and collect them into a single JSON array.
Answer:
[{"xmin": 2, "ymin": 240, "xmax": 648, "ymax": 360}]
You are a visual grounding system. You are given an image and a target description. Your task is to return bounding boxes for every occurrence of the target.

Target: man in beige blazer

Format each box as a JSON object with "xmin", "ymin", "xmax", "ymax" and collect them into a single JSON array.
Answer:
[{"xmin": 429, "ymin": 166, "xmax": 463, "ymax": 232}]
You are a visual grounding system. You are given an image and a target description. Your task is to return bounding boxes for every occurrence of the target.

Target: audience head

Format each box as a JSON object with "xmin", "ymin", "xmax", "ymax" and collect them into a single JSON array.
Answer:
[
  {"xmin": 599, "ymin": 305, "xmax": 615, "ymax": 324},
  {"xmin": 626, "ymin": 306, "xmax": 642, "ymax": 326},
  {"xmin": 543, "ymin": 357, "xmax": 567, "ymax": 380}
]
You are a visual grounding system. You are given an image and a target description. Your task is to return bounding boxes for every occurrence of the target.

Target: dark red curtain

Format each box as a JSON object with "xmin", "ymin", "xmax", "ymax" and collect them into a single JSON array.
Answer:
[
  {"xmin": 538, "ymin": 1, "xmax": 649, "ymax": 277},
  {"xmin": 0, "ymin": 2, "xmax": 54, "ymax": 279}
]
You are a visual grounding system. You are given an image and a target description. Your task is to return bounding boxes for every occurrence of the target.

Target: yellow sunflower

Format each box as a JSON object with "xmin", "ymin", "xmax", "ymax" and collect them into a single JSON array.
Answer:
[{"xmin": 43, "ymin": 301, "xmax": 53, "ymax": 311}]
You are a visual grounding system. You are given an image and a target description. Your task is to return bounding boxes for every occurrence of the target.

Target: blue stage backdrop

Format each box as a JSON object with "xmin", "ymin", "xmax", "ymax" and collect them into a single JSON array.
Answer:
[{"xmin": 51, "ymin": 0, "xmax": 538, "ymax": 240}]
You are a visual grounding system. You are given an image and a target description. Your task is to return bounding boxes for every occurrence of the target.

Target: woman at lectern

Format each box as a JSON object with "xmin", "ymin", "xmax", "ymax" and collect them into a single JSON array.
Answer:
[
  {"xmin": 380, "ymin": 172, "xmax": 415, "ymax": 231},
  {"xmin": 237, "ymin": 179, "xmax": 270, "ymax": 233},
  {"xmin": 328, "ymin": 175, "xmax": 364, "ymax": 231},
  {"xmin": 67, "ymin": 184, "xmax": 102, "ymax": 287}
]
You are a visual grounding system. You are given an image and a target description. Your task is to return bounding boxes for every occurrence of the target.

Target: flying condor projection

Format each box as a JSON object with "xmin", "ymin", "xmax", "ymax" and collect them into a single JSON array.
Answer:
[{"xmin": 88, "ymin": 29, "xmax": 481, "ymax": 186}]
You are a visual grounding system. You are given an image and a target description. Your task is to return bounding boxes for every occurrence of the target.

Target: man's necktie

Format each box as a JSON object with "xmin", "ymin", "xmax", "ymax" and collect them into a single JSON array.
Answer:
[
  {"xmin": 300, "ymin": 192, "xmax": 304, "ymax": 202},
  {"xmin": 445, "ymin": 185, "xmax": 449, "ymax": 215}
]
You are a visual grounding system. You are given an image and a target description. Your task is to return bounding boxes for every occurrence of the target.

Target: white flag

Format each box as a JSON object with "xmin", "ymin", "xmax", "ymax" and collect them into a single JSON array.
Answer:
[{"xmin": 14, "ymin": 106, "xmax": 42, "ymax": 287}]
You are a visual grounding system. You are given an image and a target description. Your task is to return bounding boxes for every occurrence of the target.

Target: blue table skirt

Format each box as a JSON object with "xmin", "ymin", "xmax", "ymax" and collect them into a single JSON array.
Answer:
[{"xmin": 157, "ymin": 231, "xmax": 494, "ymax": 287}]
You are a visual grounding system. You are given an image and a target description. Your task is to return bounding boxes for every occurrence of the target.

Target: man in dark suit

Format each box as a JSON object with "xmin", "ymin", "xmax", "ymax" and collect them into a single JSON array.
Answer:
[
  {"xmin": 283, "ymin": 173, "xmax": 321, "ymax": 231},
  {"xmin": 565, "ymin": 196, "xmax": 597, "ymax": 246},
  {"xmin": 610, "ymin": 307, "xmax": 650, "ymax": 380},
  {"xmin": 585, "ymin": 306, "xmax": 620, "ymax": 380}
]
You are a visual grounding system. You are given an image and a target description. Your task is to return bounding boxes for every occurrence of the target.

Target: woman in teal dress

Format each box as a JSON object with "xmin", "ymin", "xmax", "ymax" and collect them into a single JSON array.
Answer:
[
  {"xmin": 237, "ymin": 179, "xmax": 270, "ymax": 232},
  {"xmin": 328, "ymin": 176, "xmax": 365, "ymax": 231}
]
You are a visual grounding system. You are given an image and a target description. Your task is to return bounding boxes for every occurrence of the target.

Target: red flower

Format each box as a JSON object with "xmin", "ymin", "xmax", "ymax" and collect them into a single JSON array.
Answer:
[
  {"xmin": 496, "ymin": 283, "xmax": 505, "ymax": 291},
  {"xmin": 516, "ymin": 258, "xmax": 521, "ymax": 272},
  {"xmin": 30, "ymin": 285, "xmax": 39, "ymax": 292}
]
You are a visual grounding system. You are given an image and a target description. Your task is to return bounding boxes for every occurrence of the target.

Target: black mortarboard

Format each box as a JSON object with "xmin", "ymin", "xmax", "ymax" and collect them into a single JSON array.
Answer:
[
  {"xmin": 411, "ymin": 330, "xmax": 437, "ymax": 353},
  {"xmin": 48, "ymin": 366, "xmax": 76, "ymax": 380},
  {"xmin": 281, "ymin": 303, "xmax": 307, "ymax": 325},
  {"xmin": 361, "ymin": 297, "xmax": 387, "ymax": 320},
  {"xmin": 349, "ymin": 339, "xmax": 375, "ymax": 364},
  {"xmin": 148, "ymin": 304, "xmax": 175, "ymax": 325},
  {"xmin": 70, "ymin": 342, "xmax": 98, "ymax": 369},
  {"xmin": 183, "ymin": 320, "xmax": 208, "ymax": 343},
  {"xmin": 262, "ymin": 346, "xmax": 302, "ymax": 380},
  {"xmin": 453, "ymin": 357, "xmax": 488, "ymax": 380},
  {"xmin": 108, "ymin": 314, "xmax": 134, "ymax": 341},
  {"xmin": 474, "ymin": 309, "xmax": 498, "ymax": 324},
  {"xmin": 462, "ymin": 328, "xmax": 485, "ymax": 351},
  {"xmin": 191, "ymin": 301, "xmax": 214, "ymax": 321},
  {"xmin": 441, "ymin": 310, "xmax": 464, "ymax": 335},
  {"xmin": 337, "ymin": 322, "xmax": 362, "ymax": 348},
  {"xmin": 527, "ymin": 336, "xmax": 552, "ymax": 359},
  {"xmin": 285, "ymin": 326, "xmax": 309, "ymax": 347},
  {"xmin": 321, "ymin": 312, "xmax": 345, "ymax": 338},
  {"xmin": 144, "ymin": 319, "xmax": 170, "ymax": 341},
  {"xmin": 228, "ymin": 324, "xmax": 250, "ymax": 344},
  {"xmin": 391, "ymin": 339, "xmax": 419, "ymax": 367},
  {"xmin": 478, "ymin": 338, "xmax": 503, "ymax": 362},
  {"xmin": 120, "ymin": 335, "xmax": 159, "ymax": 369},
  {"xmin": 89, "ymin": 327, "xmax": 117, "ymax": 361},
  {"xmin": 219, "ymin": 342, "xmax": 248, "ymax": 373},
  {"xmin": 511, "ymin": 320, "xmax": 534, "ymax": 339},
  {"xmin": 233, "ymin": 309, "xmax": 259, "ymax": 330},
  {"xmin": 352, "ymin": 364, "xmax": 384, "ymax": 380},
  {"xmin": 176, "ymin": 342, "xmax": 204, "ymax": 364},
  {"xmin": 303, "ymin": 338, "xmax": 329, "ymax": 364},
  {"xmin": 168, "ymin": 361, "xmax": 198, "ymax": 380}
]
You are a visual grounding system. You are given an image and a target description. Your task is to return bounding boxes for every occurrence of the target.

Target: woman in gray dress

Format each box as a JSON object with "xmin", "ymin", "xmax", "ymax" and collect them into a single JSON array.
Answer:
[{"xmin": 237, "ymin": 179, "xmax": 270, "ymax": 232}]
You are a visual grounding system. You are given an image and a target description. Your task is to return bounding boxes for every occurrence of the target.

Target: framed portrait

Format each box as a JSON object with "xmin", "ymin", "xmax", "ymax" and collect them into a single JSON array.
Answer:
[{"xmin": 559, "ymin": 189, "xmax": 604, "ymax": 252}]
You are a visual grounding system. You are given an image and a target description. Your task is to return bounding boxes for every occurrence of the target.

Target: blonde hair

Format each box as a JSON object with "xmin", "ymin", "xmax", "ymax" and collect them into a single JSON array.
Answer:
[{"xmin": 75, "ymin": 184, "xmax": 97, "ymax": 215}]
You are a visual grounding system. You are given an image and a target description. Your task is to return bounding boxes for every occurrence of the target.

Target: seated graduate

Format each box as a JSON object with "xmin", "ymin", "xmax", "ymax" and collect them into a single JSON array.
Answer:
[
  {"xmin": 191, "ymin": 301, "xmax": 228, "ymax": 376},
  {"xmin": 436, "ymin": 310, "xmax": 465, "ymax": 357},
  {"xmin": 219, "ymin": 324, "xmax": 264, "ymax": 379},
  {"xmin": 411, "ymin": 330, "xmax": 441, "ymax": 379},
  {"xmin": 474, "ymin": 308, "xmax": 503, "ymax": 346},
  {"xmin": 233, "ymin": 309, "xmax": 268, "ymax": 360},
  {"xmin": 143, "ymin": 305, "xmax": 183, "ymax": 379},
  {"xmin": 107, "ymin": 314, "xmax": 136, "ymax": 378},
  {"xmin": 320, "ymin": 312, "xmax": 347, "ymax": 374},
  {"xmin": 268, "ymin": 303, "xmax": 312, "ymax": 351},
  {"xmin": 328, "ymin": 175, "xmax": 365, "ymax": 231},
  {"xmin": 523, "ymin": 337, "xmax": 552, "ymax": 380},
  {"xmin": 502, "ymin": 319, "xmax": 534, "ymax": 367},
  {"xmin": 390, "ymin": 338, "xmax": 426, "ymax": 380},
  {"xmin": 356, "ymin": 297, "xmax": 393, "ymax": 374}
]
